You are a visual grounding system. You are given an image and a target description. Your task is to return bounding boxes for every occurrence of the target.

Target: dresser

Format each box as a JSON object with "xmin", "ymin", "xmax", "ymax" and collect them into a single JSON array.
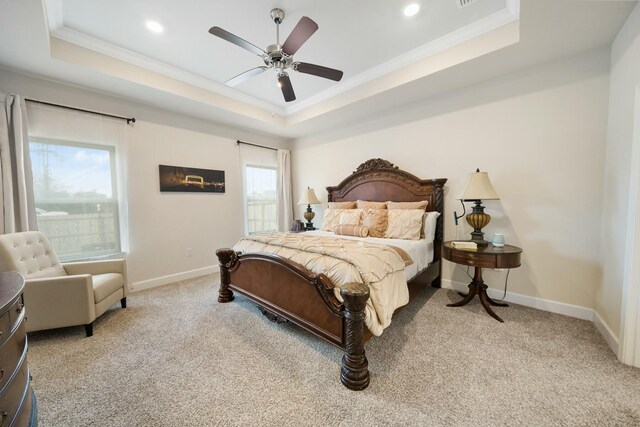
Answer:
[{"xmin": 0, "ymin": 272, "xmax": 37, "ymax": 427}]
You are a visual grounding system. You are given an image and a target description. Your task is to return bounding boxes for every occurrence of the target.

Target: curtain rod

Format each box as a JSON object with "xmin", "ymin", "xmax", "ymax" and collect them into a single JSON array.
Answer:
[
  {"xmin": 237, "ymin": 140, "xmax": 278, "ymax": 151},
  {"xmin": 25, "ymin": 98, "xmax": 136, "ymax": 124}
]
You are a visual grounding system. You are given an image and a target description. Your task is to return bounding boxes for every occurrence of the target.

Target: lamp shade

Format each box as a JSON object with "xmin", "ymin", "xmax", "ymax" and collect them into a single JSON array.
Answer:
[
  {"xmin": 297, "ymin": 187, "xmax": 321, "ymax": 205},
  {"xmin": 460, "ymin": 170, "xmax": 500, "ymax": 201}
]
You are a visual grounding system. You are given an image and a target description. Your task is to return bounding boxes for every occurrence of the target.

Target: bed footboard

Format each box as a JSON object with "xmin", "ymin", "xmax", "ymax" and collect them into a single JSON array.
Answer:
[{"xmin": 215, "ymin": 248, "xmax": 370, "ymax": 390}]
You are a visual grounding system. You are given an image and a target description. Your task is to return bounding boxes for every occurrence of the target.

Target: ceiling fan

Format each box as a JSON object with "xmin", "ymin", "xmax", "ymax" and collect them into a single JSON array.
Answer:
[{"xmin": 208, "ymin": 8, "xmax": 343, "ymax": 102}]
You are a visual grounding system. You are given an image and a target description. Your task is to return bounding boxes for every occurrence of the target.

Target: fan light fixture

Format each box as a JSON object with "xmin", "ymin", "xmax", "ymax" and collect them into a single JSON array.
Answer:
[
  {"xmin": 145, "ymin": 20, "xmax": 164, "ymax": 33},
  {"xmin": 403, "ymin": 3, "xmax": 420, "ymax": 17},
  {"xmin": 208, "ymin": 9, "xmax": 344, "ymax": 103}
]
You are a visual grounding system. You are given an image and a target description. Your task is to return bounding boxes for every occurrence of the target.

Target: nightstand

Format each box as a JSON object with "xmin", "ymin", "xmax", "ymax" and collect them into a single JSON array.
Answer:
[{"xmin": 442, "ymin": 241, "xmax": 522, "ymax": 322}]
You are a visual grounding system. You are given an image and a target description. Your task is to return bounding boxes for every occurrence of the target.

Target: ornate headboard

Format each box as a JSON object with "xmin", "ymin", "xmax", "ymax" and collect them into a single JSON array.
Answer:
[{"xmin": 326, "ymin": 158, "xmax": 447, "ymax": 244}]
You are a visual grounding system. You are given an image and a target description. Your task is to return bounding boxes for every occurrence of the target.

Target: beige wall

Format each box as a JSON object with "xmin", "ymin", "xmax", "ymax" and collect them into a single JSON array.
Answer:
[
  {"xmin": 0, "ymin": 68, "xmax": 291, "ymax": 286},
  {"xmin": 292, "ymin": 49, "xmax": 610, "ymax": 310},
  {"xmin": 598, "ymin": 3, "xmax": 640, "ymax": 339}
]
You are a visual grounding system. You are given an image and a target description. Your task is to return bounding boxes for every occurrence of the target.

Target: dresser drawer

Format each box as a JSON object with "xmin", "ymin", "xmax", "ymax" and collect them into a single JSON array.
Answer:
[
  {"xmin": 450, "ymin": 251, "xmax": 496, "ymax": 269},
  {"xmin": 0, "ymin": 320, "xmax": 27, "ymax": 393},
  {"xmin": 8, "ymin": 295, "xmax": 25, "ymax": 335},
  {"xmin": 0, "ymin": 295, "xmax": 24, "ymax": 345},
  {"xmin": 0, "ymin": 354, "xmax": 29, "ymax": 427},
  {"xmin": 0, "ymin": 311, "xmax": 9, "ymax": 348}
]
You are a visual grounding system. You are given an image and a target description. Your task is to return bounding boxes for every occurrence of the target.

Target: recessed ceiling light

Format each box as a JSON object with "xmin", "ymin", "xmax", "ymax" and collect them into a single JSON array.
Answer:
[
  {"xmin": 145, "ymin": 20, "xmax": 164, "ymax": 34},
  {"xmin": 403, "ymin": 3, "xmax": 420, "ymax": 17}
]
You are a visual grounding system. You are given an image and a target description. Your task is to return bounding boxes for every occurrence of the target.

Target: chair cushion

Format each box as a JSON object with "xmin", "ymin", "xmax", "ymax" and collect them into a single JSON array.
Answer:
[{"xmin": 93, "ymin": 273, "xmax": 124, "ymax": 303}]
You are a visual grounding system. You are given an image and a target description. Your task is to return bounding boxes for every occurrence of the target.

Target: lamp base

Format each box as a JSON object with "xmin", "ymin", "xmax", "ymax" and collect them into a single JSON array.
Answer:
[
  {"xmin": 304, "ymin": 205, "xmax": 316, "ymax": 231},
  {"xmin": 466, "ymin": 201, "xmax": 491, "ymax": 247}
]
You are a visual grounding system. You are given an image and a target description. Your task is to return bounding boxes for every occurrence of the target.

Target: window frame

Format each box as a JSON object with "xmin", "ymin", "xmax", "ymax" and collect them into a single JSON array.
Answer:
[
  {"xmin": 244, "ymin": 163, "xmax": 278, "ymax": 235},
  {"xmin": 29, "ymin": 137, "xmax": 123, "ymax": 261}
]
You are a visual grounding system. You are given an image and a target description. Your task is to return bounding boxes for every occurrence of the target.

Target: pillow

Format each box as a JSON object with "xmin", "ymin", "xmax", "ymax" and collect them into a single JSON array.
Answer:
[
  {"xmin": 321, "ymin": 209, "xmax": 352, "ymax": 232},
  {"xmin": 335, "ymin": 224, "xmax": 369, "ymax": 237},
  {"xmin": 386, "ymin": 200, "xmax": 429, "ymax": 211},
  {"xmin": 423, "ymin": 211, "xmax": 441, "ymax": 242},
  {"xmin": 328, "ymin": 201, "xmax": 356, "ymax": 209},
  {"xmin": 357, "ymin": 200, "xmax": 387, "ymax": 210},
  {"xmin": 361, "ymin": 209, "xmax": 388, "ymax": 238},
  {"xmin": 384, "ymin": 209, "xmax": 424, "ymax": 240},
  {"xmin": 339, "ymin": 210, "xmax": 362, "ymax": 225}
]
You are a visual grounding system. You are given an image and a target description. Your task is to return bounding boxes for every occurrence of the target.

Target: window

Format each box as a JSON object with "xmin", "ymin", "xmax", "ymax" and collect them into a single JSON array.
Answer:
[
  {"xmin": 29, "ymin": 139, "xmax": 121, "ymax": 261},
  {"xmin": 245, "ymin": 165, "xmax": 277, "ymax": 234}
]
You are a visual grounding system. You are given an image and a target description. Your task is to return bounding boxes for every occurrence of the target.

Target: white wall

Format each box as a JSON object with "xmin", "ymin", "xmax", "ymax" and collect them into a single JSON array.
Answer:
[
  {"xmin": 0, "ymin": 68, "xmax": 291, "ymax": 288},
  {"xmin": 292, "ymin": 48, "xmax": 610, "ymax": 312},
  {"xmin": 598, "ymin": 4, "xmax": 640, "ymax": 343}
]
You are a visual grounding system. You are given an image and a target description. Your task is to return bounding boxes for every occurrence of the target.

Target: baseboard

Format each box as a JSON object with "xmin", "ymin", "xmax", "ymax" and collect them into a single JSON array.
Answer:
[
  {"xmin": 442, "ymin": 279, "xmax": 619, "ymax": 355},
  {"xmin": 129, "ymin": 266, "xmax": 218, "ymax": 293},
  {"xmin": 442, "ymin": 279, "xmax": 594, "ymax": 320},
  {"xmin": 593, "ymin": 310, "xmax": 619, "ymax": 355}
]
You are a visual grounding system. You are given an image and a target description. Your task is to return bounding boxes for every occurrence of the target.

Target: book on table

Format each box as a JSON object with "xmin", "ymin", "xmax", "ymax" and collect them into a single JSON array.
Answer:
[{"xmin": 451, "ymin": 241, "xmax": 478, "ymax": 250}]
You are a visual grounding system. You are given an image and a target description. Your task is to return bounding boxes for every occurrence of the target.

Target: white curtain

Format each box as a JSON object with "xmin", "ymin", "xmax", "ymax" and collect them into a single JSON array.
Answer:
[
  {"xmin": 0, "ymin": 93, "xmax": 37, "ymax": 234},
  {"xmin": 26, "ymin": 102, "xmax": 130, "ymax": 255},
  {"xmin": 277, "ymin": 149, "xmax": 293, "ymax": 232}
]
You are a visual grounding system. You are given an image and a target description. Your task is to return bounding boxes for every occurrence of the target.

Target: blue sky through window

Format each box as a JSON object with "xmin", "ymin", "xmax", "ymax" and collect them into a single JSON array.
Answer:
[{"xmin": 30, "ymin": 141, "xmax": 114, "ymax": 200}]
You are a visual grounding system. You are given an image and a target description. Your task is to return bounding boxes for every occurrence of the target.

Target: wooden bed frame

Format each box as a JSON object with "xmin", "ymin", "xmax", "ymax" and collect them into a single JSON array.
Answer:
[{"xmin": 216, "ymin": 158, "xmax": 447, "ymax": 390}]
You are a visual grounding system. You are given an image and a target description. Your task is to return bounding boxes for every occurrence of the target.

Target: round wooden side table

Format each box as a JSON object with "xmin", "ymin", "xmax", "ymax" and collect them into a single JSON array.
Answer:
[{"xmin": 442, "ymin": 242, "xmax": 522, "ymax": 322}]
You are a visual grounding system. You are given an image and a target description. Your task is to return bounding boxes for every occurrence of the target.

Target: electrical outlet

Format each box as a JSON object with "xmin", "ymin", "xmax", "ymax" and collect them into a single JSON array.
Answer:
[{"xmin": 186, "ymin": 248, "xmax": 192, "ymax": 257}]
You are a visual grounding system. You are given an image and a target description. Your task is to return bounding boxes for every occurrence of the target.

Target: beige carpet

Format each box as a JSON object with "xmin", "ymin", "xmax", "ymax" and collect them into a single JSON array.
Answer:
[{"xmin": 27, "ymin": 275, "xmax": 640, "ymax": 426}]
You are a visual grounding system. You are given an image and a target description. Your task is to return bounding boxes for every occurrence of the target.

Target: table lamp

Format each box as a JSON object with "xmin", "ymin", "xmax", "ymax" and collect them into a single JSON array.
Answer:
[
  {"xmin": 460, "ymin": 169, "xmax": 500, "ymax": 246},
  {"xmin": 297, "ymin": 187, "xmax": 321, "ymax": 230}
]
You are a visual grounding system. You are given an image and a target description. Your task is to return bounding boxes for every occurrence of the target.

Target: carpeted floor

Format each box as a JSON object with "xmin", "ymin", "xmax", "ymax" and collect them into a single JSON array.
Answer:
[{"xmin": 27, "ymin": 275, "xmax": 640, "ymax": 426}]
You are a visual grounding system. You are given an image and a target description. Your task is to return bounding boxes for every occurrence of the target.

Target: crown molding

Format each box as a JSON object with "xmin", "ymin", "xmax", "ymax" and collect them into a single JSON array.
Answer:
[
  {"xmin": 51, "ymin": 26, "xmax": 287, "ymax": 116},
  {"xmin": 43, "ymin": 1, "xmax": 520, "ymax": 121},
  {"xmin": 283, "ymin": 6, "xmax": 520, "ymax": 115}
]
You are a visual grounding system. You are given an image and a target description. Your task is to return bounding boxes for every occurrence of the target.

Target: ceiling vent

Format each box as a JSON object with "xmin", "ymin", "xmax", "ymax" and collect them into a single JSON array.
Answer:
[{"xmin": 457, "ymin": 0, "xmax": 479, "ymax": 9}]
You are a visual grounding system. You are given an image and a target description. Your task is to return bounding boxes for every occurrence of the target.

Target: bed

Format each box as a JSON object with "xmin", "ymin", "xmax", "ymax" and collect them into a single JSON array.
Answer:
[{"xmin": 216, "ymin": 158, "xmax": 447, "ymax": 390}]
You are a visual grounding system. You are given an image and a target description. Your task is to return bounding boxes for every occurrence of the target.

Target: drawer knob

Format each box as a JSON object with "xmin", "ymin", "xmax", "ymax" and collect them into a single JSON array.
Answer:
[{"xmin": 16, "ymin": 302, "xmax": 24, "ymax": 313}]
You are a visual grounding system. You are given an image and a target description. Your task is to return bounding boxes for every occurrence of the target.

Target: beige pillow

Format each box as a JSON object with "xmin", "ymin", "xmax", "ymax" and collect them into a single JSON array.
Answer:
[
  {"xmin": 386, "ymin": 200, "xmax": 429, "ymax": 211},
  {"xmin": 321, "ymin": 209, "xmax": 351, "ymax": 232},
  {"xmin": 361, "ymin": 209, "xmax": 388, "ymax": 238},
  {"xmin": 339, "ymin": 210, "xmax": 362, "ymax": 225},
  {"xmin": 357, "ymin": 200, "xmax": 387, "ymax": 210},
  {"xmin": 384, "ymin": 209, "xmax": 424, "ymax": 240},
  {"xmin": 328, "ymin": 201, "xmax": 356, "ymax": 209},
  {"xmin": 335, "ymin": 224, "xmax": 369, "ymax": 237}
]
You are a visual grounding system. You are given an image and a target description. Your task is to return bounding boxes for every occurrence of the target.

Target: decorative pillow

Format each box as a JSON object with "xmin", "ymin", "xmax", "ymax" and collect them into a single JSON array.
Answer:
[
  {"xmin": 384, "ymin": 209, "xmax": 424, "ymax": 240},
  {"xmin": 321, "ymin": 209, "xmax": 352, "ymax": 232},
  {"xmin": 361, "ymin": 209, "xmax": 388, "ymax": 238},
  {"xmin": 386, "ymin": 200, "xmax": 429, "ymax": 211},
  {"xmin": 357, "ymin": 200, "xmax": 387, "ymax": 210},
  {"xmin": 335, "ymin": 224, "xmax": 369, "ymax": 237},
  {"xmin": 328, "ymin": 201, "xmax": 356, "ymax": 209},
  {"xmin": 339, "ymin": 210, "xmax": 362, "ymax": 225},
  {"xmin": 423, "ymin": 211, "xmax": 441, "ymax": 242}
]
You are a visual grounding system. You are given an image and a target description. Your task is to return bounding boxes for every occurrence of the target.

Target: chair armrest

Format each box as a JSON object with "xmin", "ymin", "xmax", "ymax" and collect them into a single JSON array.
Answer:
[
  {"xmin": 23, "ymin": 275, "xmax": 96, "ymax": 331},
  {"xmin": 63, "ymin": 259, "xmax": 126, "ymax": 277}
]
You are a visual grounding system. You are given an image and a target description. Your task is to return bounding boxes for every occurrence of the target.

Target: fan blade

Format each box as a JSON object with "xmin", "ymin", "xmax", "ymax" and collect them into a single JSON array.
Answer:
[
  {"xmin": 225, "ymin": 67, "xmax": 268, "ymax": 87},
  {"xmin": 278, "ymin": 74, "xmax": 296, "ymax": 102},
  {"xmin": 294, "ymin": 62, "xmax": 343, "ymax": 82},
  {"xmin": 208, "ymin": 26, "xmax": 266, "ymax": 57},
  {"xmin": 281, "ymin": 17, "xmax": 318, "ymax": 56}
]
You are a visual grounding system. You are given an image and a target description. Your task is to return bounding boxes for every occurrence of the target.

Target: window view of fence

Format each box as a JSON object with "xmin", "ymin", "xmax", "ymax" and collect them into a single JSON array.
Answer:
[
  {"xmin": 30, "ymin": 140, "xmax": 121, "ymax": 261},
  {"xmin": 246, "ymin": 165, "xmax": 277, "ymax": 234}
]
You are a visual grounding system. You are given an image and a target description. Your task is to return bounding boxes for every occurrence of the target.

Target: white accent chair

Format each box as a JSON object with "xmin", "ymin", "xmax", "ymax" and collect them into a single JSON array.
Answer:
[{"xmin": 0, "ymin": 231, "xmax": 127, "ymax": 336}]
